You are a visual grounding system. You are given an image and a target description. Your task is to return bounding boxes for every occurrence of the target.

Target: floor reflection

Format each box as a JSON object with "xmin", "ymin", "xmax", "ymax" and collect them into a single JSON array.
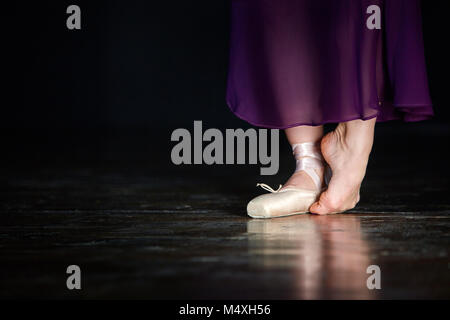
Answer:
[{"xmin": 247, "ymin": 215, "xmax": 378, "ymax": 299}]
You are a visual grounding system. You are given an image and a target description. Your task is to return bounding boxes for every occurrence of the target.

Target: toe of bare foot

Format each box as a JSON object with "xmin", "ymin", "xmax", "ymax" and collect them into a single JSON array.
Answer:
[
  {"xmin": 309, "ymin": 190, "xmax": 359, "ymax": 215},
  {"xmin": 309, "ymin": 191, "xmax": 336, "ymax": 215},
  {"xmin": 309, "ymin": 201, "xmax": 328, "ymax": 215}
]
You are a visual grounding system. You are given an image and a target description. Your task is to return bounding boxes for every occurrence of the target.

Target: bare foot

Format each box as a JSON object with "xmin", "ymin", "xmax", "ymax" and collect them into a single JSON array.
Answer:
[{"xmin": 309, "ymin": 119, "xmax": 376, "ymax": 215}]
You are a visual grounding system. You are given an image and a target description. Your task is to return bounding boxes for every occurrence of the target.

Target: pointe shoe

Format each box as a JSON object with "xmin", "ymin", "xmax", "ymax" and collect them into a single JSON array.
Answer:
[{"xmin": 247, "ymin": 142, "xmax": 331, "ymax": 219}]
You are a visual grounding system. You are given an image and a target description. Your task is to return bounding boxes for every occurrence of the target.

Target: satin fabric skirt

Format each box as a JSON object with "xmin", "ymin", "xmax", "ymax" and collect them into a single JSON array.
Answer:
[{"xmin": 226, "ymin": 0, "xmax": 433, "ymax": 128}]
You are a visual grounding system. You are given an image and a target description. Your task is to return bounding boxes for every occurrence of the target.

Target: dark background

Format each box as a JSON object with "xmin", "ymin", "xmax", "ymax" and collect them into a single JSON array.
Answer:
[
  {"xmin": 3, "ymin": 0, "xmax": 449, "ymax": 131},
  {"xmin": 4, "ymin": 1, "xmax": 231, "ymax": 130}
]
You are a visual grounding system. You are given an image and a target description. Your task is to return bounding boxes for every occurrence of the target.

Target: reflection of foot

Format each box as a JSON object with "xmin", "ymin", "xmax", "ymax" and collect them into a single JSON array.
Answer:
[
  {"xmin": 310, "ymin": 119, "xmax": 375, "ymax": 215},
  {"xmin": 247, "ymin": 142, "xmax": 328, "ymax": 218}
]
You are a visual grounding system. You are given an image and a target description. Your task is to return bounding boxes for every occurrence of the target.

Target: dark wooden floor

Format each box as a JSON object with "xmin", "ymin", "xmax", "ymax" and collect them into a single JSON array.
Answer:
[{"xmin": 0, "ymin": 123, "xmax": 449, "ymax": 299}]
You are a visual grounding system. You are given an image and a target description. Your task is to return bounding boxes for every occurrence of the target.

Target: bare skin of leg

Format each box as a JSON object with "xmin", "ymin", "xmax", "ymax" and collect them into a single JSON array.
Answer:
[
  {"xmin": 282, "ymin": 126, "xmax": 324, "ymax": 191},
  {"xmin": 309, "ymin": 118, "xmax": 376, "ymax": 215}
]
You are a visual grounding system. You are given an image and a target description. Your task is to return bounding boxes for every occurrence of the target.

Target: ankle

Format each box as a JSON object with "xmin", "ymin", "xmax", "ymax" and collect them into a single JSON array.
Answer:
[
  {"xmin": 335, "ymin": 121, "xmax": 375, "ymax": 154},
  {"xmin": 284, "ymin": 169, "xmax": 324, "ymax": 190}
]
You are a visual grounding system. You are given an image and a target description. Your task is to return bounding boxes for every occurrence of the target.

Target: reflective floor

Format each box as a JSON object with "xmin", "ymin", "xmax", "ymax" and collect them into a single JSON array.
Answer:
[{"xmin": 0, "ymin": 124, "xmax": 449, "ymax": 299}]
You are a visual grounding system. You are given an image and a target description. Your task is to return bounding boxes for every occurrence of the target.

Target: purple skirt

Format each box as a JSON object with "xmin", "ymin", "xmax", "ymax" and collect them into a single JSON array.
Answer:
[{"xmin": 226, "ymin": 0, "xmax": 433, "ymax": 128}]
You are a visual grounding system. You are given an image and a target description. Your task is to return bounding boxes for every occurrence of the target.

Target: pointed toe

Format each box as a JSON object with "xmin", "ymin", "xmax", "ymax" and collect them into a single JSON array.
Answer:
[{"xmin": 247, "ymin": 197, "xmax": 270, "ymax": 218}]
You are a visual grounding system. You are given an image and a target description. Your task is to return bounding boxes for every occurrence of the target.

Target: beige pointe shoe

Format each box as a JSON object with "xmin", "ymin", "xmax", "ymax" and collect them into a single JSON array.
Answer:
[{"xmin": 247, "ymin": 142, "xmax": 331, "ymax": 219}]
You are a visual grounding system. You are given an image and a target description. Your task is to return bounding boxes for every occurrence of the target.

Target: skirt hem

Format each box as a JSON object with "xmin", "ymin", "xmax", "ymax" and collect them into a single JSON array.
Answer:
[{"xmin": 227, "ymin": 101, "xmax": 434, "ymax": 129}]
